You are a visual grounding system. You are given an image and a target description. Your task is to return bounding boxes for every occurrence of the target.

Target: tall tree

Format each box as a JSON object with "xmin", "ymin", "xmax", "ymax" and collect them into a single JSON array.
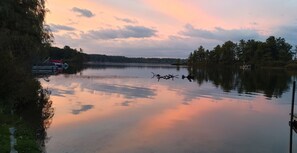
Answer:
[
  {"xmin": 0, "ymin": 0, "xmax": 52, "ymax": 68},
  {"xmin": 0, "ymin": 0, "xmax": 52, "ymax": 109},
  {"xmin": 264, "ymin": 36, "xmax": 277, "ymax": 61},
  {"xmin": 236, "ymin": 39, "xmax": 246, "ymax": 62},
  {"xmin": 212, "ymin": 45, "xmax": 222, "ymax": 64},
  {"xmin": 220, "ymin": 41, "xmax": 236, "ymax": 64},
  {"xmin": 276, "ymin": 37, "xmax": 292, "ymax": 61},
  {"xmin": 196, "ymin": 46, "xmax": 206, "ymax": 62}
]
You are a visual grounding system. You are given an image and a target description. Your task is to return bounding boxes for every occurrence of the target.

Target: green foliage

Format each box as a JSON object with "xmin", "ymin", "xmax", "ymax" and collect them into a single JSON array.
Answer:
[
  {"xmin": 187, "ymin": 36, "xmax": 293, "ymax": 67},
  {"xmin": 0, "ymin": 1, "xmax": 54, "ymax": 152},
  {"xmin": 0, "ymin": 59, "xmax": 41, "ymax": 112},
  {"xmin": 0, "ymin": 88, "xmax": 54, "ymax": 153},
  {"xmin": 0, "ymin": 0, "xmax": 52, "ymax": 66},
  {"xmin": 220, "ymin": 41, "xmax": 237, "ymax": 64},
  {"xmin": 0, "ymin": 118, "xmax": 16, "ymax": 153},
  {"xmin": 15, "ymin": 122, "xmax": 41, "ymax": 153},
  {"xmin": 0, "ymin": 113, "xmax": 41, "ymax": 153},
  {"xmin": 0, "ymin": 0, "xmax": 52, "ymax": 111},
  {"xmin": 0, "ymin": 124, "xmax": 11, "ymax": 153}
]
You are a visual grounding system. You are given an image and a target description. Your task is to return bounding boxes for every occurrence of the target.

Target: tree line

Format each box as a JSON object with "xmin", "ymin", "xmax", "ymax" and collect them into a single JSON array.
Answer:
[
  {"xmin": 47, "ymin": 46, "xmax": 86, "ymax": 63},
  {"xmin": 0, "ymin": 0, "xmax": 54, "ymax": 152},
  {"xmin": 47, "ymin": 46, "xmax": 181, "ymax": 64},
  {"xmin": 86, "ymin": 54, "xmax": 180, "ymax": 64},
  {"xmin": 187, "ymin": 36, "xmax": 295, "ymax": 67}
]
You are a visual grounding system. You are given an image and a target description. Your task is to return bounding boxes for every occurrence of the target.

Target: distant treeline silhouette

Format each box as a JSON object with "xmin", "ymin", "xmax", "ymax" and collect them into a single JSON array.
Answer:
[
  {"xmin": 187, "ymin": 36, "xmax": 296, "ymax": 67},
  {"xmin": 86, "ymin": 54, "xmax": 181, "ymax": 64},
  {"xmin": 47, "ymin": 45, "xmax": 183, "ymax": 64}
]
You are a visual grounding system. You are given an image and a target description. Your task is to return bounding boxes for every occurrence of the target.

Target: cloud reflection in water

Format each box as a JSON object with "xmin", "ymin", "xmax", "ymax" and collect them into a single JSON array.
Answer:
[
  {"xmin": 81, "ymin": 83, "xmax": 156, "ymax": 99},
  {"xmin": 72, "ymin": 105, "xmax": 94, "ymax": 115},
  {"xmin": 121, "ymin": 101, "xmax": 134, "ymax": 106},
  {"xmin": 51, "ymin": 88, "xmax": 75, "ymax": 97}
]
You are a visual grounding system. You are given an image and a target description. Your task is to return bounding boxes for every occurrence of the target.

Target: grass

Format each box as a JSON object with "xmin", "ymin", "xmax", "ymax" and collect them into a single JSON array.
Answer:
[
  {"xmin": 0, "ymin": 113, "xmax": 18, "ymax": 153},
  {"xmin": 15, "ymin": 121, "xmax": 41, "ymax": 153},
  {"xmin": 0, "ymin": 112, "xmax": 41, "ymax": 153},
  {"xmin": 0, "ymin": 124, "xmax": 11, "ymax": 153}
]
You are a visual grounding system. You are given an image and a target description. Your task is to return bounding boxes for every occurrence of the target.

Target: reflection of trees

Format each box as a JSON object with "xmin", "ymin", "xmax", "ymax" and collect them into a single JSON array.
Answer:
[
  {"xmin": 64, "ymin": 62, "xmax": 86, "ymax": 75},
  {"xmin": 238, "ymin": 69, "xmax": 292, "ymax": 98},
  {"xmin": 37, "ymin": 89, "xmax": 54, "ymax": 148},
  {"xmin": 19, "ymin": 88, "xmax": 54, "ymax": 150},
  {"xmin": 188, "ymin": 67, "xmax": 292, "ymax": 98}
]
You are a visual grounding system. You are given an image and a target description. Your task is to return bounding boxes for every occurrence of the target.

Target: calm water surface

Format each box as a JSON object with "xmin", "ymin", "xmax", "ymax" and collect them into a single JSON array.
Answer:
[{"xmin": 40, "ymin": 65, "xmax": 297, "ymax": 153}]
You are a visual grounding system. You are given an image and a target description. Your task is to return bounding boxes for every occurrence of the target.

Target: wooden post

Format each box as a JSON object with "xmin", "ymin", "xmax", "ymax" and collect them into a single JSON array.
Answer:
[{"xmin": 290, "ymin": 81, "xmax": 296, "ymax": 153}]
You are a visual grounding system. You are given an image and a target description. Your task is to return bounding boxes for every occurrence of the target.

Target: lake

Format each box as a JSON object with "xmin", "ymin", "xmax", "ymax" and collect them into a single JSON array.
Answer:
[{"xmin": 39, "ymin": 64, "xmax": 297, "ymax": 153}]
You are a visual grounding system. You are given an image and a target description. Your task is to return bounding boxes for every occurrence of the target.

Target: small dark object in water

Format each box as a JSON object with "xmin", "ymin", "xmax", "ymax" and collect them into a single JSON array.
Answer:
[
  {"xmin": 151, "ymin": 72, "xmax": 162, "ymax": 81},
  {"xmin": 182, "ymin": 74, "xmax": 194, "ymax": 82},
  {"xmin": 151, "ymin": 72, "xmax": 178, "ymax": 81}
]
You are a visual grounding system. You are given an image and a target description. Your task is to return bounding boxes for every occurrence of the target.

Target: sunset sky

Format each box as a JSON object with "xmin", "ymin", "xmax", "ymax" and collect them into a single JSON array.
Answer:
[{"xmin": 45, "ymin": 0, "xmax": 297, "ymax": 58}]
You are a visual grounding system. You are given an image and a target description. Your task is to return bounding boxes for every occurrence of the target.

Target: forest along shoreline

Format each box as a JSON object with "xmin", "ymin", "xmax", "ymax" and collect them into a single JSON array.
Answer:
[{"xmin": 1, "ymin": 0, "xmax": 297, "ymax": 153}]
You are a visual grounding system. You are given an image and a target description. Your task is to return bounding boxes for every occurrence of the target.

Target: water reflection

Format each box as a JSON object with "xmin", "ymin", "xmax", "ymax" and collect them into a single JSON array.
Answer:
[
  {"xmin": 72, "ymin": 105, "xmax": 94, "ymax": 115},
  {"xmin": 19, "ymin": 89, "xmax": 54, "ymax": 151},
  {"xmin": 41, "ymin": 66, "xmax": 297, "ymax": 153},
  {"xmin": 51, "ymin": 88, "xmax": 75, "ymax": 97},
  {"xmin": 50, "ymin": 64, "xmax": 295, "ymax": 101},
  {"xmin": 84, "ymin": 83, "xmax": 156, "ymax": 99},
  {"xmin": 188, "ymin": 67, "xmax": 292, "ymax": 99},
  {"xmin": 181, "ymin": 74, "xmax": 194, "ymax": 82},
  {"xmin": 120, "ymin": 101, "xmax": 134, "ymax": 106}
]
